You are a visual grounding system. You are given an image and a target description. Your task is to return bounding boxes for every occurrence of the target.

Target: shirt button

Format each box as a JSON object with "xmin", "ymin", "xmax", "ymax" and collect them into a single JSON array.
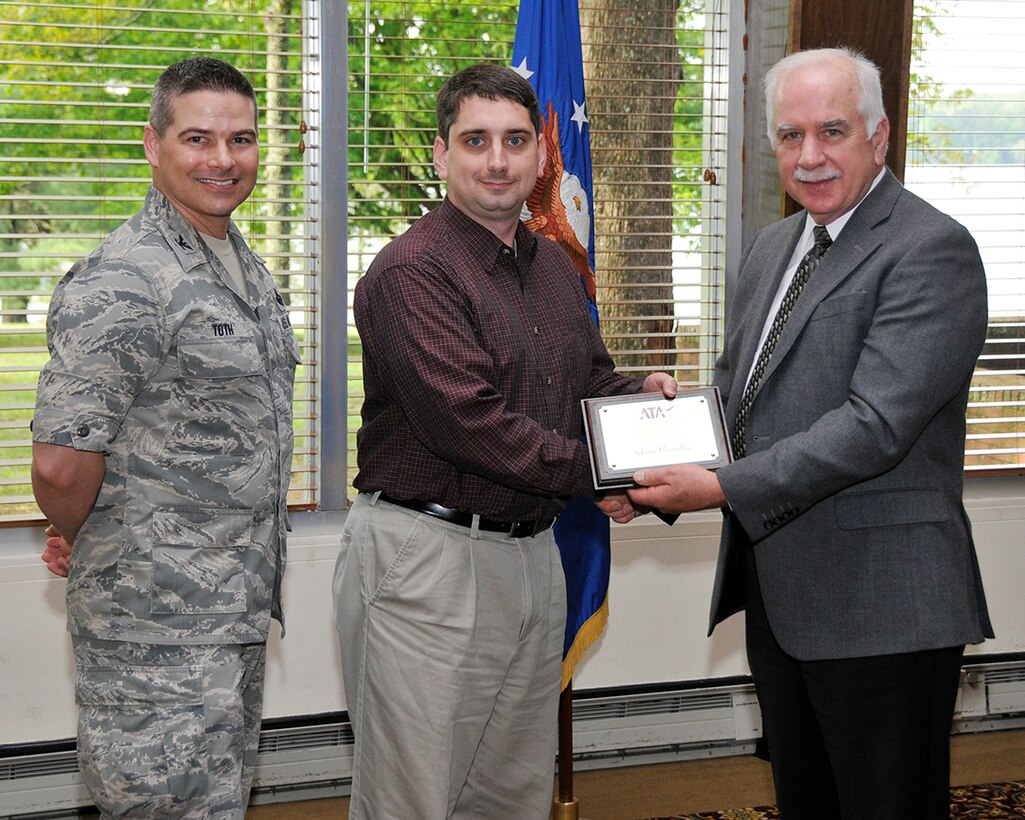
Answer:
[
  {"xmin": 77, "ymin": 424, "xmax": 90, "ymax": 438},
  {"xmin": 546, "ymin": 377, "xmax": 553, "ymax": 385},
  {"xmin": 533, "ymin": 326, "xmax": 540, "ymax": 334}
]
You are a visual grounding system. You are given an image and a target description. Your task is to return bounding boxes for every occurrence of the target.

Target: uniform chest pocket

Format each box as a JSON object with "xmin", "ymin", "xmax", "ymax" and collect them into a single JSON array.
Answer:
[{"xmin": 178, "ymin": 335, "xmax": 264, "ymax": 379}]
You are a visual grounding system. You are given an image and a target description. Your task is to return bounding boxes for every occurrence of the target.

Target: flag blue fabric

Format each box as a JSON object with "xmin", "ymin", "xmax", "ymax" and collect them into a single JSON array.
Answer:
[{"xmin": 513, "ymin": 0, "xmax": 610, "ymax": 689}]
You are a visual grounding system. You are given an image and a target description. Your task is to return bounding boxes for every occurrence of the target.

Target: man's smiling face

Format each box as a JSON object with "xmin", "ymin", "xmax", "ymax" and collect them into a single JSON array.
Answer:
[
  {"xmin": 771, "ymin": 56, "xmax": 889, "ymax": 225},
  {"xmin": 433, "ymin": 94, "xmax": 545, "ymax": 244},
  {"xmin": 143, "ymin": 89, "xmax": 259, "ymax": 238}
]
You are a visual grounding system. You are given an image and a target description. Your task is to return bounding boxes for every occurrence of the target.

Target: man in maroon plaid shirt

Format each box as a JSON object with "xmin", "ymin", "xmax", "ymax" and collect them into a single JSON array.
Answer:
[{"xmin": 332, "ymin": 63, "xmax": 675, "ymax": 820}]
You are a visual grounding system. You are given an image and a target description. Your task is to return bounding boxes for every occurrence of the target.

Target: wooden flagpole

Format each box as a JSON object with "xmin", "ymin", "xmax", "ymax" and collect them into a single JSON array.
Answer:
[{"xmin": 552, "ymin": 680, "xmax": 579, "ymax": 819}]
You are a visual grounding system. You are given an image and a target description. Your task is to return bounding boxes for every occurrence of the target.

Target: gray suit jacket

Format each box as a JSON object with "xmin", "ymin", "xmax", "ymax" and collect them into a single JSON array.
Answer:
[{"xmin": 709, "ymin": 168, "xmax": 993, "ymax": 661}]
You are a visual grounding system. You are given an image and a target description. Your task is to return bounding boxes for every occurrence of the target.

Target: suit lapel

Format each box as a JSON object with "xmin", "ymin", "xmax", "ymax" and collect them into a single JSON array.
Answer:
[
  {"xmin": 731, "ymin": 217, "xmax": 804, "ymax": 405},
  {"xmin": 749, "ymin": 170, "xmax": 900, "ymax": 395}
]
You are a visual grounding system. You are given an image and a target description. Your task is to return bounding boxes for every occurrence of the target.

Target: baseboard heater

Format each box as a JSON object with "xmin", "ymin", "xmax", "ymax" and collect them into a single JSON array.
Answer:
[{"xmin": 3, "ymin": 657, "xmax": 1025, "ymax": 817}]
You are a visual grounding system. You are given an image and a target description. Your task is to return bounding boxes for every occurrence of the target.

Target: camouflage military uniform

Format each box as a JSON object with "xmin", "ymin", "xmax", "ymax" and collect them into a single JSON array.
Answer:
[
  {"xmin": 32, "ymin": 186, "xmax": 298, "ymax": 818},
  {"xmin": 72, "ymin": 639, "xmax": 266, "ymax": 818}
]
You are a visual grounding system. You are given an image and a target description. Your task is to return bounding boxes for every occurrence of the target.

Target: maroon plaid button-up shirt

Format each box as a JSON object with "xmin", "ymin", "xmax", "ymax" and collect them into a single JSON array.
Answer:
[{"xmin": 353, "ymin": 198, "xmax": 641, "ymax": 521}]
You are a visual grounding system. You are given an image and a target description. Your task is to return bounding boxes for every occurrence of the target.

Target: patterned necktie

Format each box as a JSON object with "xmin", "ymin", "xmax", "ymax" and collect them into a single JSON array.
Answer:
[{"xmin": 731, "ymin": 224, "xmax": 832, "ymax": 459}]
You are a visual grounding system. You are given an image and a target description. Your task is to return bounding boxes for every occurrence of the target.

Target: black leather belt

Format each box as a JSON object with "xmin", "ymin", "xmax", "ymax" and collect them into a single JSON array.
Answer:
[{"xmin": 376, "ymin": 493, "xmax": 557, "ymax": 538}]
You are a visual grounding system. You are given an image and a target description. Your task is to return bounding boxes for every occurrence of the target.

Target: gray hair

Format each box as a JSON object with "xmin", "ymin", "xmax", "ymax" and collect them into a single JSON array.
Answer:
[{"xmin": 763, "ymin": 47, "xmax": 886, "ymax": 144}]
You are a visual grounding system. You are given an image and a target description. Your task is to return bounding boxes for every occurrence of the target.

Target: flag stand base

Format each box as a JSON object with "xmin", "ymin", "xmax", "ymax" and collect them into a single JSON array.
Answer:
[{"xmin": 552, "ymin": 797, "xmax": 579, "ymax": 820}]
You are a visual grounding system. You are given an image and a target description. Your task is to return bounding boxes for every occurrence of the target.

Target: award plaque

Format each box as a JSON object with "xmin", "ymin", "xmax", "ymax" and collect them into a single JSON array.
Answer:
[{"xmin": 581, "ymin": 386, "xmax": 732, "ymax": 490}]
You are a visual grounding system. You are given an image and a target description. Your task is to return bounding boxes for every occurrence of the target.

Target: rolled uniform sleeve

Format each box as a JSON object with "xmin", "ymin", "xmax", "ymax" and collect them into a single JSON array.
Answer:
[{"xmin": 34, "ymin": 260, "xmax": 164, "ymax": 452}]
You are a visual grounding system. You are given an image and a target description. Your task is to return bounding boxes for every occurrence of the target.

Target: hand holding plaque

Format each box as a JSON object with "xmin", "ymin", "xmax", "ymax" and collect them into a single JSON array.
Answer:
[{"xmin": 581, "ymin": 386, "xmax": 732, "ymax": 490}]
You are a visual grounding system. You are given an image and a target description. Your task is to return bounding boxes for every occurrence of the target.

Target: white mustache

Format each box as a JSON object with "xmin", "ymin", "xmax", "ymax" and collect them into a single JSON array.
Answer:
[{"xmin": 793, "ymin": 168, "xmax": 840, "ymax": 183}]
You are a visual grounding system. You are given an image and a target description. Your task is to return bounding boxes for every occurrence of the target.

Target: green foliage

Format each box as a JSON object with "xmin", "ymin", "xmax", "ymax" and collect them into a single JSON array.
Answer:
[
  {"xmin": 0, "ymin": 0, "xmax": 306, "ymax": 283},
  {"xmin": 912, "ymin": 93, "xmax": 1025, "ymax": 164},
  {"xmin": 347, "ymin": 0, "xmax": 518, "ymax": 237},
  {"xmin": 908, "ymin": 2, "xmax": 1025, "ymax": 166},
  {"xmin": 0, "ymin": 0, "xmax": 310, "ymax": 515},
  {"xmin": 672, "ymin": 0, "xmax": 712, "ymax": 244},
  {"xmin": 348, "ymin": 0, "xmax": 714, "ymax": 242}
]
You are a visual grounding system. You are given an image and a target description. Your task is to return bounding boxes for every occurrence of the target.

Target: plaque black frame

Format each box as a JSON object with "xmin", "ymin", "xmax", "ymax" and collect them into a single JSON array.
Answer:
[{"xmin": 581, "ymin": 386, "xmax": 732, "ymax": 490}]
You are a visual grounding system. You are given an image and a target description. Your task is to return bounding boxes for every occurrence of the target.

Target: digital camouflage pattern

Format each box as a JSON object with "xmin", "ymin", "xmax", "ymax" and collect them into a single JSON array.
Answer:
[
  {"xmin": 73, "ymin": 637, "xmax": 266, "ymax": 818},
  {"xmin": 33, "ymin": 185, "xmax": 298, "ymax": 645}
]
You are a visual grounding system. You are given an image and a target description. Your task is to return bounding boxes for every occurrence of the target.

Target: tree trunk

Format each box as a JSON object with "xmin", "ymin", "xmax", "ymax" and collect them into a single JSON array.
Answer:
[{"xmin": 582, "ymin": 0, "xmax": 680, "ymax": 371}]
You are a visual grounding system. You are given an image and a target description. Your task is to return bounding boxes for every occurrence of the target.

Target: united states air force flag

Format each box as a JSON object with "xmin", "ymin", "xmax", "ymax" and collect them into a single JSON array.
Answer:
[{"xmin": 513, "ymin": 0, "xmax": 608, "ymax": 690}]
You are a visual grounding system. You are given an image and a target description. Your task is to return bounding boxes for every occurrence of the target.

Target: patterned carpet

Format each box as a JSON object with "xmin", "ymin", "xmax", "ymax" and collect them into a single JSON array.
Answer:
[{"xmin": 646, "ymin": 780, "xmax": 1025, "ymax": 819}]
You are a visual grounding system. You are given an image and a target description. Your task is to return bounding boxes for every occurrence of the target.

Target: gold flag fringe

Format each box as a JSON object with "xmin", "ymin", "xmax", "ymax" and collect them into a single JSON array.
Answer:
[{"xmin": 561, "ymin": 594, "xmax": 610, "ymax": 691}]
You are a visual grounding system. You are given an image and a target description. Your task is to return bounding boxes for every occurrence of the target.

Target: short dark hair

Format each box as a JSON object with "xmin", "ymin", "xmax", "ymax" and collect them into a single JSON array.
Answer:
[
  {"xmin": 436, "ymin": 63, "xmax": 542, "ymax": 145},
  {"xmin": 149, "ymin": 57, "xmax": 258, "ymax": 135}
]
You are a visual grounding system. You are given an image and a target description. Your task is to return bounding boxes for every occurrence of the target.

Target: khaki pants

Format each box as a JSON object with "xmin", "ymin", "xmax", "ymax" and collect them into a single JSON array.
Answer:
[
  {"xmin": 73, "ymin": 637, "xmax": 266, "ymax": 820},
  {"xmin": 333, "ymin": 492, "xmax": 567, "ymax": 820}
]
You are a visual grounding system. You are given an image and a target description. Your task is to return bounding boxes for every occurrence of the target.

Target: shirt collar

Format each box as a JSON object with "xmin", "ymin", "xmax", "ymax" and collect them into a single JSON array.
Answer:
[{"xmin": 438, "ymin": 197, "xmax": 538, "ymax": 270}]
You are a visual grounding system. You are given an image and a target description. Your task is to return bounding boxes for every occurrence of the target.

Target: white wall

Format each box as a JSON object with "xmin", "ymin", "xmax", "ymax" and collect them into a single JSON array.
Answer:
[{"xmin": 1, "ymin": 476, "xmax": 1022, "ymax": 747}]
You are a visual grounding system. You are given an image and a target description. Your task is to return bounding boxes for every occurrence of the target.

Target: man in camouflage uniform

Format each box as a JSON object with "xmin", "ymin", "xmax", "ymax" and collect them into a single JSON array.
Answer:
[{"xmin": 31, "ymin": 57, "xmax": 297, "ymax": 818}]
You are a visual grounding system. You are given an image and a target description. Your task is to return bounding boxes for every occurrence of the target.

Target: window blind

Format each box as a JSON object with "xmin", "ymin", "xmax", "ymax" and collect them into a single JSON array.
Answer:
[
  {"xmin": 908, "ymin": 0, "xmax": 1025, "ymax": 472},
  {"xmin": 345, "ymin": 0, "xmax": 731, "ymax": 495},
  {"xmin": 0, "ymin": 0, "xmax": 319, "ymax": 520}
]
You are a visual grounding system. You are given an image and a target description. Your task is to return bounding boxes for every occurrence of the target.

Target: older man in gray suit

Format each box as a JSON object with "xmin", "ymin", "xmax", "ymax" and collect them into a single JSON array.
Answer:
[{"xmin": 610, "ymin": 47, "xmax": 992, "ymax": 819}]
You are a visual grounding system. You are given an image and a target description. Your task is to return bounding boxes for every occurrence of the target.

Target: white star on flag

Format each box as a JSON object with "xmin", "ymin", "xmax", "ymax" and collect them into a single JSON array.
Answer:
[
  {"xmin": 513, "ymin": 58, "xmax": 534, "ymax": 80},
  {"xmin": 570, "ymin": 99, "xmax": 588, "ymax": 132}
]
